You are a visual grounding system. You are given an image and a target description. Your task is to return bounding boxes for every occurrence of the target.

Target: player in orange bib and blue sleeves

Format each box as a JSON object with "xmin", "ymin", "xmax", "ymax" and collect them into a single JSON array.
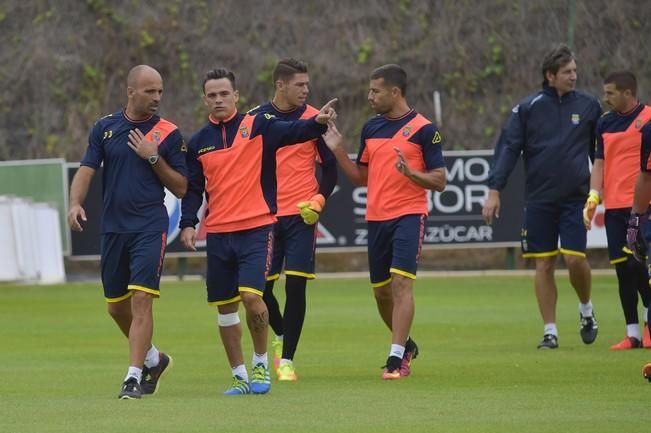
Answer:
[
  {"xmin": 179, "ymin": 68, "xmax": 337, "ymax": 395},
  {"xmin": 585, "ymin": 71, "xmax": 651, "ymax": 350},
  {"xmin": 323, "ymin": 64, "xmax": 446, "ymax": 380},
  {"xmin": 68, "ymin": 65, "xmax": 187, "ymax": 399},
  {"xmin": 626, "ymin": 85, "xmax": 651, "ymax": 381},
  {"xmin": 251, "ymin": 59, "xmax": 337, "ymax": 382}
]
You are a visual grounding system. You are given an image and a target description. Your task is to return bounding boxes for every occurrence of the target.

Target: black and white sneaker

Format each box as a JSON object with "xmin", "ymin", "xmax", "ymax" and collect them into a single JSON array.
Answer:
[
  {"xmin": 118, "ymin": 377, "xmax": 142, "ymax": 400},
  {"xmin": 580, "ymin": 313, "xmax": 598, "ymax": 344},
  {"xmin": 537, "ymin": 334, "xmax": 558, "ymax": 349},
  {"xmin": 141, "ymin": 352, "xmax": 173, "ymax": 395}
]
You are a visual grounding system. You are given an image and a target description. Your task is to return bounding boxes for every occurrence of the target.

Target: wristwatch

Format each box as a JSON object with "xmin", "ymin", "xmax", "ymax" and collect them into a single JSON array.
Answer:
[{"xmin": 148, "ymin": 154, "xmax": 160, "ymax": 166}]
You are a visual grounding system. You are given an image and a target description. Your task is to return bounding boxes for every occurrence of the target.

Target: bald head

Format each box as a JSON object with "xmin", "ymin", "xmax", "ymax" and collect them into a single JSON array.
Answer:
[
  {"xmin": 125, "ymin": 65, "xmax": 164, "ymax": 120},
  {"xmin": 127, "ymin": 65, "xmax": 161, "ymax": 88}
]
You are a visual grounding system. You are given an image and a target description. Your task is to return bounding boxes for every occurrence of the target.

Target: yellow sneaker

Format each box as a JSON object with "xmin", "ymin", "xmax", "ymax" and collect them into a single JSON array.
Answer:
[
  {"xmin": 277, "ymin": 362, "xmax": 297, "ymax": 381},
  {"xmin": 271, "ymin": 339, "xmax": 283, "ymax": 370}
]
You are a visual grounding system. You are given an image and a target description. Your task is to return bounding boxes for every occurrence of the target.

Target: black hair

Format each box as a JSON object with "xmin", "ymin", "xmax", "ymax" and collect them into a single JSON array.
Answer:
[
  {"xmin": 370, "ymin": 64, "xmax": 407, "ymax": 96},
  {"xmin": 202, "ymin": 68, "xmax": 236, "ymax": 93}
]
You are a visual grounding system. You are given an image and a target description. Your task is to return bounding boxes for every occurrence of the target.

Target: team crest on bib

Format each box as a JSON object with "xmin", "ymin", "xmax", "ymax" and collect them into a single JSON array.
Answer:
[
  {"xmin": 571, "ymin": 114, "xmax": 580, "ymax": 125},
  {"xmin": 240, "ymin": 125, "xmax": 249, "ymax": 138},
  {"xmin": 402, "ymin": 126, "xmax": 412, "ymax": 137},
  {"xmin": 152, "ymin": 129, "xmax": 161, "ymax": 144}
]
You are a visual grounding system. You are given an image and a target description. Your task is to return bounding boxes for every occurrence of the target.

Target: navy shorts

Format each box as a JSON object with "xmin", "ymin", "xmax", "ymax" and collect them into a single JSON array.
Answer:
[
  {"xmin": 268, "ymin": 215, "xmax": 317, "ymax": 281},
  {"xmin": 521, "ymin": 200, "xmax": 586, "ymax": 258},
  {"xmin": 605, "ymin": 208, "xmax": 633, "ymax": 264},
  {"xmin": 205, "ymin": 225, "xmax": 274, "ymax": 306},
  {"xmin": 100, "ymin": 231, "xmax": 167, "ymax": 302},
  {"xmin": 367, "ymin": 214, "xmax": 425, "ymax": 287}
]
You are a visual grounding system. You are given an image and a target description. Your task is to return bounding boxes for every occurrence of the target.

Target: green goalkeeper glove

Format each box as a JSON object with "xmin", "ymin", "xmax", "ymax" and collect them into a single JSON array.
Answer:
[
  {"xmin": 296, "ymin": 194, "xmax": 326, "ymax": 225},
  {"xmin": 582, "ymin": 189, "xmax": 600, "ymax": 230}
]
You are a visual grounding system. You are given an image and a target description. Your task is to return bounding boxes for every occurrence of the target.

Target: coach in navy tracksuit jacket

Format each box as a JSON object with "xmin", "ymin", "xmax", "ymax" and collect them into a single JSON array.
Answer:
[
  {"xmin": 482, "ymin": 44, "xmax": 602, "ymax": 350},
  {"xmin": 488, "ymin": 86, "xmax": 600, "ymax": 204}
]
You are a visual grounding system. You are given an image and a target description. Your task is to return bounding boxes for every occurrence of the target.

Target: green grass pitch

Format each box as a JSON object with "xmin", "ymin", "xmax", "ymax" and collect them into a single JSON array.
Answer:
[{"xmin": 1, "ymin": 274, "xmax": 649, "ymax": 433}]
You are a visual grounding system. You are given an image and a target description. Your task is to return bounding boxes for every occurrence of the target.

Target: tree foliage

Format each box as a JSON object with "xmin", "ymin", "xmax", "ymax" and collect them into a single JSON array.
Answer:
[{"xmin": 1, "ymin": 0, "xmax": 650, "ymax": 160}]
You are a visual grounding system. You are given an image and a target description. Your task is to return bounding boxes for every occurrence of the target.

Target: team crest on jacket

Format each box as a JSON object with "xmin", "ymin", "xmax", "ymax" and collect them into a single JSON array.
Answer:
[
  {"xmin": 402, "ymin": 126, "xmax": 412, "ymax": 137},
  {"xmin": 636, "ymin": 119, "xmax": 642, "ymax": 129},
  {"xmin": 571, "ymin": 114, "xmax": 580, "ymax": 125},
  {"xmin": 239, "ymin": 125, "xmax": 249, "ymax": 138},
  {"xmin": 152, "ymin": 129, "xmax": 161, "ymax": 144}
]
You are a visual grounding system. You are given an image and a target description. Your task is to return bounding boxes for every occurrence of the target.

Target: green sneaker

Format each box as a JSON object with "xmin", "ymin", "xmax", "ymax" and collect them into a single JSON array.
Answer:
[
  {"xmin": 272, "ymin": 339, "xmax": 283, "ymax": 370},
  {"xmin": 223, "ymin": 375, "xmax": 250, "ymax": 395},
  {"xmin": 277, "ymin": 361, "xmax": 297, "ymax": 381},
  {"xmin": 250, "ymin": 363, "xmax": 271, "ymax": 394}
]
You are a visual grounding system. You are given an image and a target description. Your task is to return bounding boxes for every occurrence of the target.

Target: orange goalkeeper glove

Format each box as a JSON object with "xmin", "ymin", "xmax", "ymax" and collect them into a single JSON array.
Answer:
[
  {"xmin": 582, "ymin": 189, "xmax": 600, "ymax": 230},
  {"xmin": 296, "ymin": 194, "xmax": 326, "ymax": 225}
]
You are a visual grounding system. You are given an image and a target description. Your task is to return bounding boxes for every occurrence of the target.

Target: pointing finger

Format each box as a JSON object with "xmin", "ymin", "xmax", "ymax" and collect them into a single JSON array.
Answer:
[{"xmin": 323, "ymin": 98, "xmax": 338, "ymax": 110}]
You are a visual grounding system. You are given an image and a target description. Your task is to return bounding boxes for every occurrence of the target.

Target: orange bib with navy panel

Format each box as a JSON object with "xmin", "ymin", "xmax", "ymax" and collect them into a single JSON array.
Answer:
[
  {"xmin": 365, "ymin": 114, "xmax": 431, "ymax": 221},
  {"xmin": 198, "ymin": 114, "xmax": 276, "ymax": 233},
  {"xmin": 275, "ymin": 105, "xmax": 320, "ymax": 216},
  {"xmin": 602, "ymin": 105, "xmax": 651, "ymax": 209}
]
